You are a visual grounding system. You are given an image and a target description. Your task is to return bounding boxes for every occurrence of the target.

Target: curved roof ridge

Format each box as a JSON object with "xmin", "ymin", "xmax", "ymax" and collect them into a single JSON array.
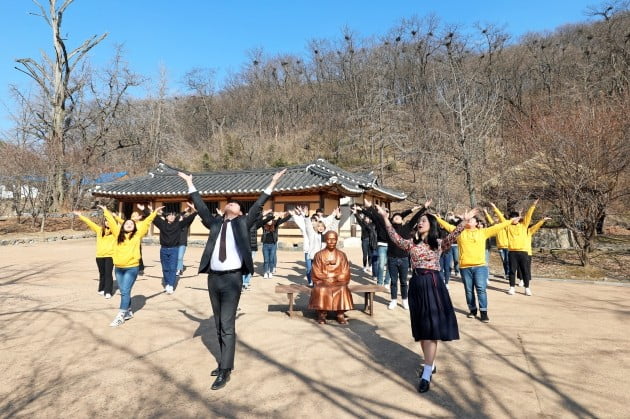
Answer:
[{"xmin": 91, "ymin": 158, "xmax": 406, "ymax": 201}]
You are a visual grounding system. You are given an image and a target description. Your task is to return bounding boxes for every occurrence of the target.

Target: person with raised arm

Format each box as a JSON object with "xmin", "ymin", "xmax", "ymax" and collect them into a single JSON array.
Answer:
[
  {"xmin": 351, "ymin": 204, "xmax": 379, "ymax": 281},
  {"xmin": 176, "ymin": 205, "xmax": 197, "ymax": 277},
  {"xmin": 101, "ymin": 203, "xmax": 161, "ymax": 327},
  {"xmin": 361, "ymin": 199, "xmax": 431, "ymax": 310},
  {"xmin": 486, "ymin": 203, "xmax": 511, "ymax": 280},
  {"xmin": 376, "ymin": 203, "xmax": 476, "ymax": 393},
  {"xmin": 177, "ymin": 168, "xmax": 286, "ymax": 391},
  {"xmin": 436, "ymin": 211, "xmax": 518, "ymax": 323},
  {"xmin": 152, "ymin": 202, "xmax": 197, "ymax": 294},
  {"xmin": 73, "ymin": 209, "xmax": 116, "ymax": 299},
  {"xmin": 506, "ymin": 199, "xmax": 539, "ymax": 296},
  {"xmin": 522, "ymin": 215, "xmax": 552, "ymax": 296},
  {"xmin": 242, "ymin": 208, "xmax": 274, "ymax": 290},
  {"xmin": 261, "ymin": 211, "xmax": 291, "ymax": 278}
]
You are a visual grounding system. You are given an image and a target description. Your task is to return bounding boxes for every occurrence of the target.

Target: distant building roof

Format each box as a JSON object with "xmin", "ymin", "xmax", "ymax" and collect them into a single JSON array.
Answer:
[
  {"xmin": 90, "ymin": 159, "xmax": 406, "ymax": 201},
  {"xmin": 89, "ymin": 171, "xmax": 128, "ymax": 184}
]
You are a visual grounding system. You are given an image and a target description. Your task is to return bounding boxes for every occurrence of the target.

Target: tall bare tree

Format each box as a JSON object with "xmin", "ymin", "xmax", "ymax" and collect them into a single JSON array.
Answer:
[
  {"xmin": 15, "ymin": 0, "xmax": 107, "ymax": 211},
  {"xmin": 431, "ymin": 30, "xmax": 504, "ymax": 207}
]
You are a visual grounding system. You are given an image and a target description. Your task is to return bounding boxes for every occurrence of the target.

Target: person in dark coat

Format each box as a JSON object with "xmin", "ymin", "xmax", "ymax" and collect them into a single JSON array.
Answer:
[
  {"xmin": 177, "ymin": 168, "xmax": 286, "ymax": 391},
  {"xmin": 152, "ymin": 203, "xmax": 197, "ymax": 294}
]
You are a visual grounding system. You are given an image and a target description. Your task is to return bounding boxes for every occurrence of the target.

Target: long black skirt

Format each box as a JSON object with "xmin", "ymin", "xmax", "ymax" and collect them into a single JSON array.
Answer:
[{"xmin": 408, "ymin": 268, "xmax": 459, "ymax": 341}]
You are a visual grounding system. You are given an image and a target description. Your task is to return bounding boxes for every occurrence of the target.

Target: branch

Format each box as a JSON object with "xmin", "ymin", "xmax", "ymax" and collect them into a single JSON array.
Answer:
[
  {"xmin": 30, "ymin": 0, "xmax": 51, "ymax": 26},
  {"xmin": 67, "ymin": 33, "xmax": 109, "ymax": 69}
]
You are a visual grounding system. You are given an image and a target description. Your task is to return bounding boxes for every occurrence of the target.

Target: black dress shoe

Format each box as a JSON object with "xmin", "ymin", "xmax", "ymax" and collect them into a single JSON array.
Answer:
[
  {"xmin": 418, "ymin": 378, "xmax": 430, "ymax": 393},
  {"xmin": 211, "ymin": 367, "xmax": 220, "ymax": 377},
  {"xmin": 211, "ymin": 369, "xmax": 231, "ymax": 390}
]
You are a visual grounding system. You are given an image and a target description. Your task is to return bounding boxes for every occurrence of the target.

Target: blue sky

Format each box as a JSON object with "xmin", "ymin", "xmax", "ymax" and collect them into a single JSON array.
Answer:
[{"xmin": 0, "ymin": 0, "xmax": 599, "ymax": 130}]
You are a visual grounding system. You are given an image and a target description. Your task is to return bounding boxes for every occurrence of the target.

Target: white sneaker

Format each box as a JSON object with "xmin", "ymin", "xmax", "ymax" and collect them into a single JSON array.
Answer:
[
  {"xmin": 123, "ymin": 310, "xmax": 134, "ymax": 320},
  {"xmin": 105, "ymin": 293, "xmax": 112, "ymax": 299},
  {"xmin": 519, "ymin": 280, "xmax": 524, "ymax": 287},
  {"xmin": 110, "ymin": 312, "xmax": 125, "ymax": 327},
  {"xmin": 166, "ymin": 285, "xmax": 174, "ymax": 294},
  {"xmin": 268, "ymin": 273, "xmax": 274, "ymax": 279},
  {"xmin": 507, "ymin": 287, "xmax": 515, "ymax": 295},
  {"xmin": 401, "ymin": 299, "xmax": 409, "ymax": 310},
  {"xmin": 98, "ymin": 290, "xmax": 105, "ymax": 296},
  {"xmin": 273, "ymin": 268, "xmax": 277, "ymax": 274},
  {"xmin": 362, "ymin": 267, "xmax": 369, "ymax": 273},
  {"xmin": 445, "ymin": 283, "xmax": 450, "ymax": 290},
  {"xmin": 525, "ymin": 288, "xmax": 532, "ymax": 296},
  {"xmin": 263, "ymin": 272, "xmax": 269, "ymax": 279},
  {"xmin": 388, "ymin": 300, "xmax": 398, "ymax": 310}
]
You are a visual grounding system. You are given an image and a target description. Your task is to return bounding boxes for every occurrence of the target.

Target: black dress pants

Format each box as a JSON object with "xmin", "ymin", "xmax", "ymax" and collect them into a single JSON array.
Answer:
[{"xmin": 207, "ymin": 271, "xmax": 243, "ymax": 370}]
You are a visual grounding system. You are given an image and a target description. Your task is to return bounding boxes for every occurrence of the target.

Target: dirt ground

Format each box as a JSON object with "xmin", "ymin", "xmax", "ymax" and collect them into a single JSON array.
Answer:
[{"xmin": 1, "ymin": 239, "xmax": 629, "ymax": 418}]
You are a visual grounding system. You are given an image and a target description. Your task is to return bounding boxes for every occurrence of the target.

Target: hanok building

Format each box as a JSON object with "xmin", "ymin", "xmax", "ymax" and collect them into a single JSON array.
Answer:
[{"xmin": 90, "ymin": 159, "xmax": 407, "ymax": 247}]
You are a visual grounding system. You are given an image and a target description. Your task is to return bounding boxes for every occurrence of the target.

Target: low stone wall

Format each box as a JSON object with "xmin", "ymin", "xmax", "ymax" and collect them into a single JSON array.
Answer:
[
  {"xmin": 532, "ymin": 228, "xmax": 574, "ymax": 250},
  {"xmin": 0, "ymin": 232, "xmax": 97, "ymax": 246}
]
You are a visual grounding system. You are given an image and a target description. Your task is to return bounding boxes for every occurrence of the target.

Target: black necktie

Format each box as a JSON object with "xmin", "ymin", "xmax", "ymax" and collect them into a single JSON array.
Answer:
[{"xmin": 219, "ymin": 219, "xmax": 230, "ymax": 262}]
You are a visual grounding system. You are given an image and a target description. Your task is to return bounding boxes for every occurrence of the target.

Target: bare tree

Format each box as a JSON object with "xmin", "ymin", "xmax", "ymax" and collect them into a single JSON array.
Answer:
[
  {"xmin": 15, "ymin": 0, "xmax": 107, "ymax": 211},
  {"xmin": 431, "ymin": 30, "xmax": 504, "ymax": 207},
  {"xmin": 516, "ymin": 93, "xmax": 629, "ymax": 266}
]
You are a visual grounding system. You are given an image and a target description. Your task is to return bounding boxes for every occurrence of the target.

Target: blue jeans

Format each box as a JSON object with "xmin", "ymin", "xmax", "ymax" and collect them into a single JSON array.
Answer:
[
  {"xmin": 305, "ymin": 252, "xmax": 313, "ymax": 285},
  {"xmin": 160, "ymin": 246, "xmax": 179, "ymax": 287},
  {"xmin": 177, "ymin": 245, "xmax": 187, "ymax": 272},
  {"xmin": 499, "ymin": 248, "xmax": 511, "ymax": 277},
  {"xmin": 242, "ymin": 250, "xmax": 256, "ymax": 286},
  {"xmin": 440, "ymin": 248, "xmax": 453, "ymax": 284},
  {"xmin": 115, "ymin": 266, "xmax": 139, "ymax": 311},
  {"xmin": 377, "ymin": 244, "xmax": 389, "ymax": 285},
  {"xmin": 451, "ymin": 245, "xmax": 460, "ymax": 274},
  {"xmin": 461, "ymin": 266, "xmax": 489, "ymax": 312},
  {"xmin": 388, "ymin": 257, "xmax": 409, "ymax": 299},
  {"xmin": 262, "ymin": 243, "xmax": 277, "ymax": 274},
  {"xmin": 371, "ymin": 249, "xmax": 379, "ymax": 277},
  {"xmin": 361, "ymin": 238, "xmax": 371, "ymax": 267}
]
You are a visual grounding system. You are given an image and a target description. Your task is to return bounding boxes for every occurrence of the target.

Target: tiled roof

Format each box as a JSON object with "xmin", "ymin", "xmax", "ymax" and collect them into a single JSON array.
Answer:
[{"xmin": 90, "ymin": 159, "xmax": 406, "ymax": 201}]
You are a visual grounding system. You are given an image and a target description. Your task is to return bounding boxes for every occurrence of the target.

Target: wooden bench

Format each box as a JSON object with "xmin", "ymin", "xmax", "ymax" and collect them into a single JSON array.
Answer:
[{"xmin": 274, "ymin": 284, "xmax": 389, "ymax": 318}]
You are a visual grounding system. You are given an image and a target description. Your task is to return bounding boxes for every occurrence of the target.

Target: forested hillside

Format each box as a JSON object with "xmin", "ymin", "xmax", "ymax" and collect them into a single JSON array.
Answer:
[{"xmin": 1, "ymin": 1, "xmax": 628, "ymax": 265}]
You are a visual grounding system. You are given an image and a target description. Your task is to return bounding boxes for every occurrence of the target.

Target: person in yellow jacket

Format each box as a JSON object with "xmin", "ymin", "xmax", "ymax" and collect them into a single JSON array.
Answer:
[
  {"xmin": 74, "ymin": 210, "xmax": 116, "ymax": 299},
  {"xmin": 526, "ymin": 217, "xmax": 551, "ymax": 256},
  {"xmin": 505, "ymin": 199, "xmax": 539, "ymax": 296},
  {"xmin": 100, "ymin": 204, "xmax": 161, "ymax": 327},
  {"xmin": 437, "ymin": 213, "xmax": 517, "ymax": 323},
  {"xmin": 486, "ymin": 203, "xmax": 512, "ymax": 280},
  {"xmin": 517, "ymin": 216, "xmax": 551, "ymax": 295},
  {"xmin": 114, "ymin": 211, "xmax": 147, "ymax": 275}
]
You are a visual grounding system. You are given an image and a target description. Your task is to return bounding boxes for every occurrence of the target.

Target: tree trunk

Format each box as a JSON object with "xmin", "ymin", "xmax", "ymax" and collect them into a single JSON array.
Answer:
[{"xmin": 462, "ymin": 155, "xmax": 477, "ymax": 208}]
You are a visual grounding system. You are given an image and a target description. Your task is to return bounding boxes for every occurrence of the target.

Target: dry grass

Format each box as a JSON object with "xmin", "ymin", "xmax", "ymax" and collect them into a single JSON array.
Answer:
[
  {"xmin": 486, "ymin": 234, "xmax": 629, "ymax": 282},
  {"xmin": 0, "ymin": 216, "xmax": 86, "ymax": 238}
]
